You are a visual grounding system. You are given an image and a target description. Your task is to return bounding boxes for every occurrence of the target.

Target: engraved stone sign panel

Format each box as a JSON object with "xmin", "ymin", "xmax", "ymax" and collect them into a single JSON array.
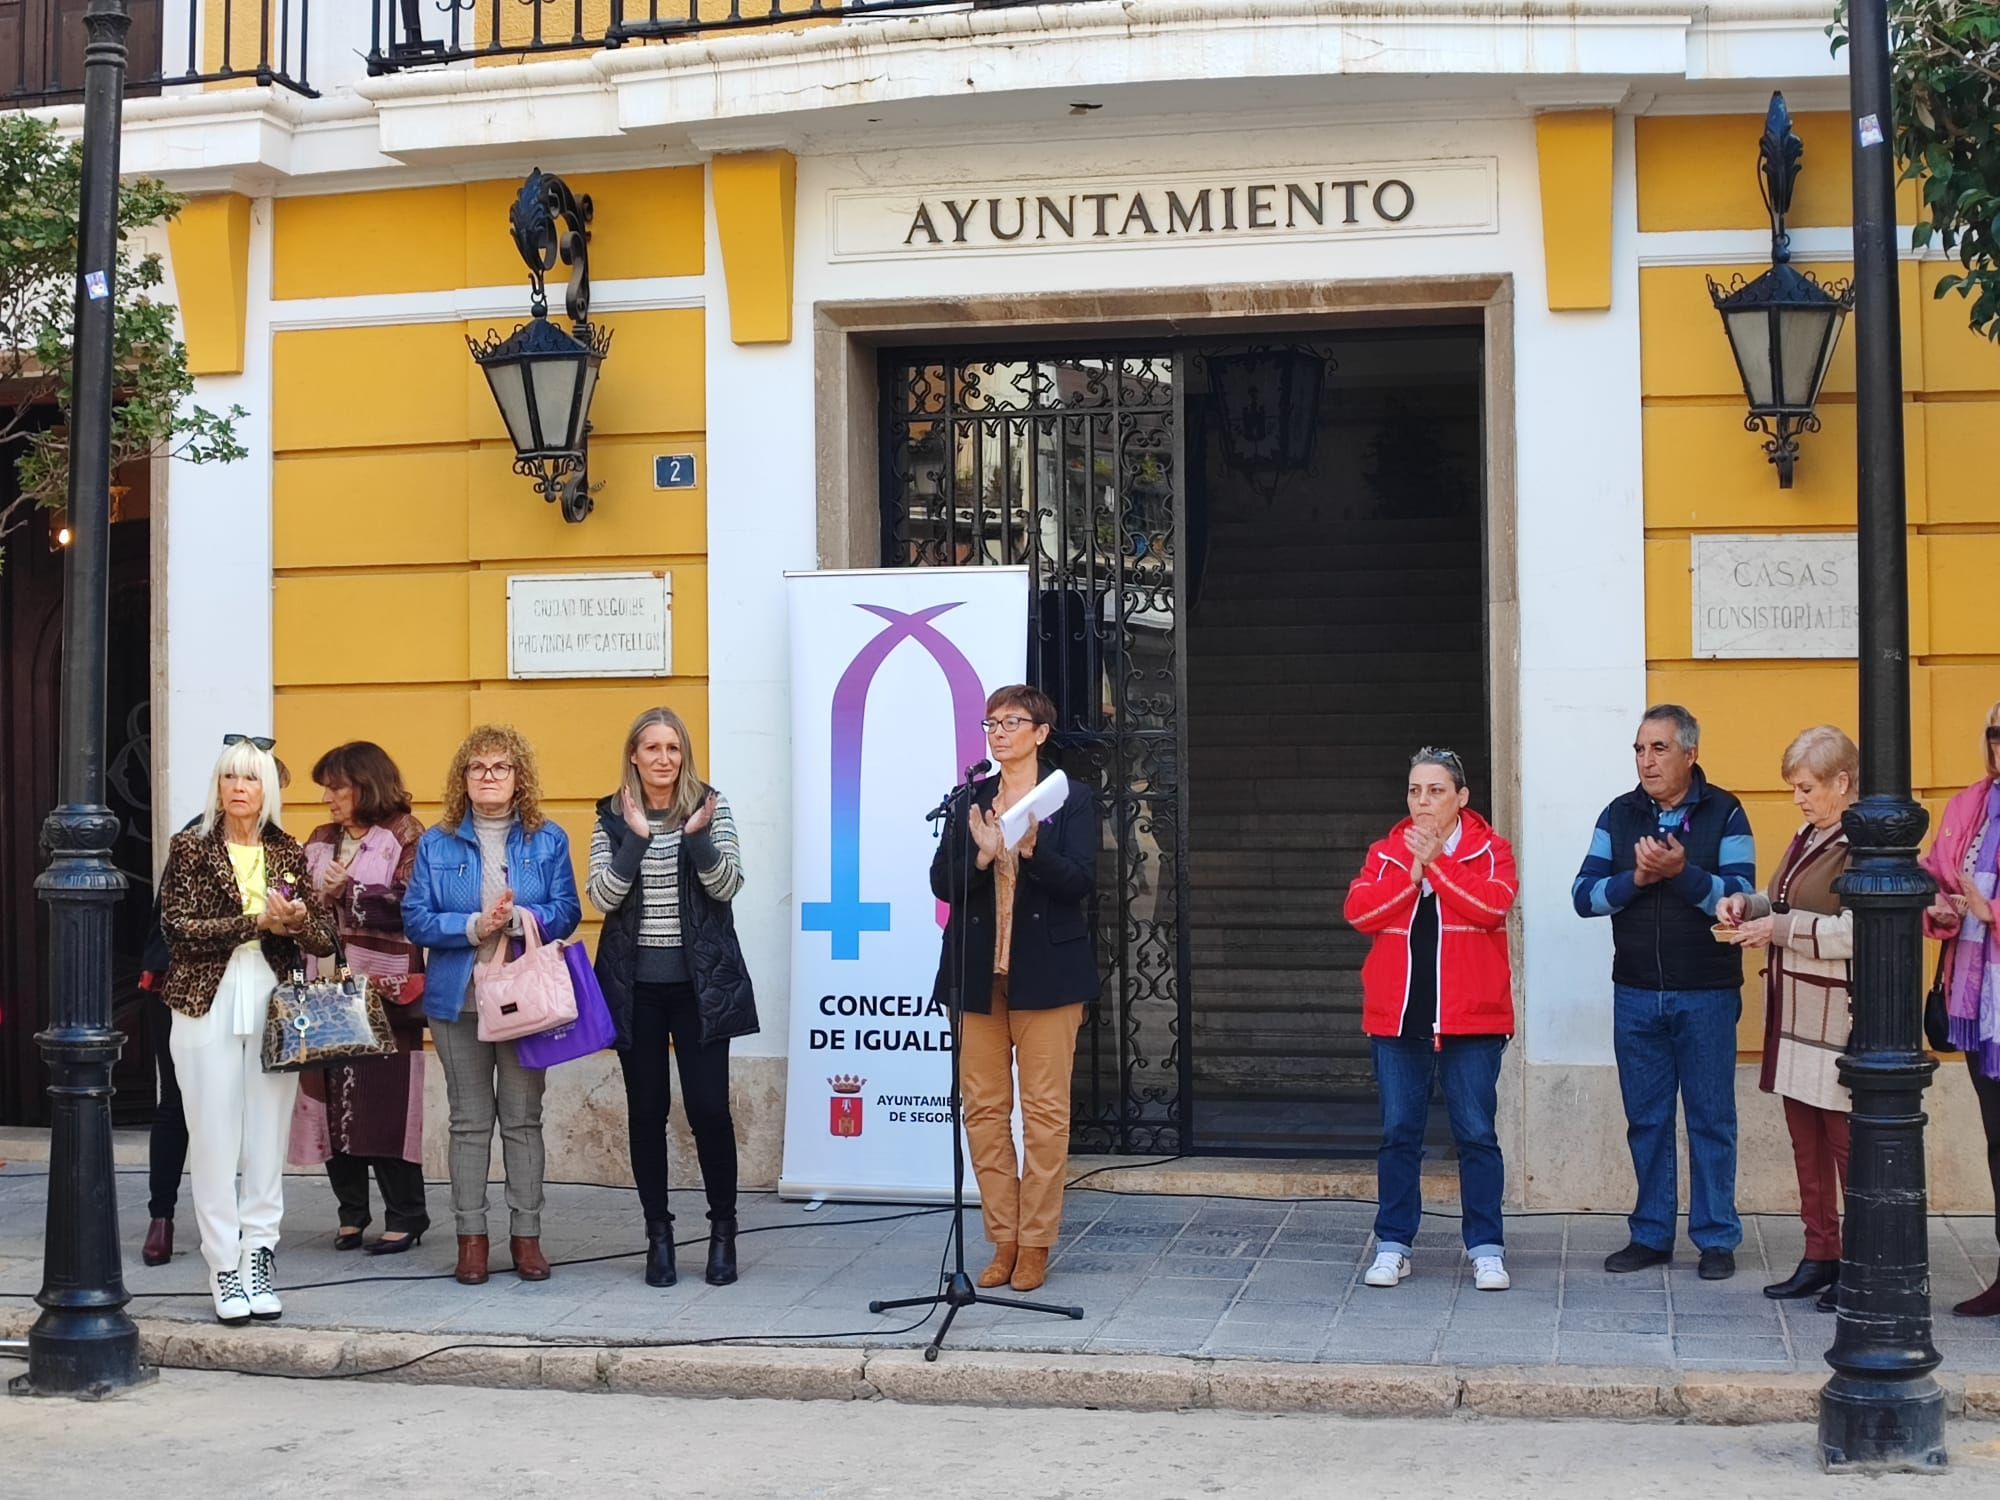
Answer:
[
  {"xmin": 1691, "ymin": 534, "xmax": 1857, "ymax": 660},
  {"xmin": 827, "ymin": 158, "xmax": 1498, "ymax": 262},
  {"xmin": 507, "ymin": 572, "xmax": 673, "ymax": 679}
]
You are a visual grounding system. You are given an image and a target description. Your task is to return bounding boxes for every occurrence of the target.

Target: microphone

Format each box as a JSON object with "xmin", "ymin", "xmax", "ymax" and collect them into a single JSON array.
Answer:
[{"xmin": 927, "ymin": 760, "xmax": 994, "ymax": 823}]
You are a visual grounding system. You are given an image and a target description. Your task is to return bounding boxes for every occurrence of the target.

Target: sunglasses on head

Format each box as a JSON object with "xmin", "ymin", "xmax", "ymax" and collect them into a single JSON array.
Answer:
[{"xmin": 224, "ymin": 733, "xmax": 276, "ymax": 752}]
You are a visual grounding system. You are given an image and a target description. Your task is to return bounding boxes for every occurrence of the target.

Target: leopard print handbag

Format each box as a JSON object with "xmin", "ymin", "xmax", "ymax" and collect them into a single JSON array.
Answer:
[{"xmin": 262, "ymin": 932, "xmax": 399, "ymax": 1073}]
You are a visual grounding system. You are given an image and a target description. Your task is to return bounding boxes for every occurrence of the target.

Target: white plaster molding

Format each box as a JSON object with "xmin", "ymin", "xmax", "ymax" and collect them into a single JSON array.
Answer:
[
  {"xmin": 1637, "ymin": 226, "xmax": 1920, "ymax": 264},
  {"xmin": 264, "ymin": 278, "xmax": 705, "ymax": 331}
]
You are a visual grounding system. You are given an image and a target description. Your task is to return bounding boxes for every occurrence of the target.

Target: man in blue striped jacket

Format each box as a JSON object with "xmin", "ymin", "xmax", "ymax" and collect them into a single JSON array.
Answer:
[{"xmin": 1573, "ymin": 705, "xmax": 1757, "ymax": 1282}]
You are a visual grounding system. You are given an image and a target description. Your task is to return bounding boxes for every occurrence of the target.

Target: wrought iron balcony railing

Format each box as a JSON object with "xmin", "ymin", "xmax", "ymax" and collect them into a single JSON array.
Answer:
[
  {"xmin": 4, "ymin": 1, "xmax": 316, "ymax": 109},
  {"xmin": 368, "ymin": 0, "xmax": 1011, "ymax": 73}
]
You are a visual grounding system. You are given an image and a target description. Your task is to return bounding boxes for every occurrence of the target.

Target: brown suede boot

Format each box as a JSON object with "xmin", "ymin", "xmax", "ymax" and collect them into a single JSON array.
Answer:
[
  {"xmin": 1010, "ymin": 1246, "xmax": 1049, "ymax": 1292},
  {"xmin": 454, "ymin": 1234, "xmax": 490, "ymax": 1286},
  {"xmin": 977, "ymin": 1245, "xmax": 1017, "ymax": 1289},
  {"xmin": 511, "ymin": 1235, "xmax": 552, "ymax": 1281},
  {"xmin": 1954, "ymin": 1273, "xmax": 2000, "ymax": 1318}
]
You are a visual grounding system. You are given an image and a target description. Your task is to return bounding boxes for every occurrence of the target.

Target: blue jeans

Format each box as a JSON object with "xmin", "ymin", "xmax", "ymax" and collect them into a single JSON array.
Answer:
[
  {"xmin": 1611, "ymin": 985, "xmax": 1742, "ymax": 1252},
  {"xmin": 1371, "ymin": 1036, "xmax": 1507, "ymax": 1258}
]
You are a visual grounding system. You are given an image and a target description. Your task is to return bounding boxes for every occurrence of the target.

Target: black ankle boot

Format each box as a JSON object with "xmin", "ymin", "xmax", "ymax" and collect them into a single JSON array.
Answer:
[
  {"xmin": 705, "ymin": 1217, "xmax": 738, "ymax": 1286},
  {"xmin": 644, "ymin": 1219, "xmax": 677, "ymax": 1288},
  {"xmin": 1763, "ymin": 1257, "xmax": 1839, "ymax": 1300}
]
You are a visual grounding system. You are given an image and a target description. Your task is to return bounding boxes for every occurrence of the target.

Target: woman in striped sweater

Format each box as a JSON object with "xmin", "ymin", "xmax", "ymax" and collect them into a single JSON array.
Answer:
[{"xmin": 589, "ymin": 706, "xmax": 757, "ymax": 1289}]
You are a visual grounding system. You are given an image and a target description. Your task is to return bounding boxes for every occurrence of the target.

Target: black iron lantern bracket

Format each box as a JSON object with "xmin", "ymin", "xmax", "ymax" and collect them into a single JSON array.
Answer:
[
  {"xmin": 1707, "ymin": 94, "xmax": 1856, "ymax": 489},
  {"xmin": 467, "ymin": 170, "xmax": 613, "ymax": 523}
]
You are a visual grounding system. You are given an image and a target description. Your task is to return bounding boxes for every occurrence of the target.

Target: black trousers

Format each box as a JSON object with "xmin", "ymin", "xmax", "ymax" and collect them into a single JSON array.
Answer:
[
  {"xmin": 1971, "ymin": 1053, "xmax": 2000, "ymax": 1250},
  {"xmin": 145, "ymin": 994, "xmax": 189, "ymax": 1222},
  {"xmin": 326, "ymin": 1154, "xmax": 430, "ymax": 1235},
  {"xmin": 619, "ymin": 981, "xmax": 737, "ymax": 1224}
]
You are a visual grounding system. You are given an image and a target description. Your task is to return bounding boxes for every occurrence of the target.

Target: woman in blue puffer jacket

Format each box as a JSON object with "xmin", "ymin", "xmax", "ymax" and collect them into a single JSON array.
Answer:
[{"xmin": 403, "ymin": 724, "xmax": 580, "ymax": 1287}]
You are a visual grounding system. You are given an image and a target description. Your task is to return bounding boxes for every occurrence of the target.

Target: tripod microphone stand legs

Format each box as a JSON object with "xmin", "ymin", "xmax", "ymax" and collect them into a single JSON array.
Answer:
[{"xmin": 871, "ymin": 1249, "xmax": 1085, "ymax": 1362}]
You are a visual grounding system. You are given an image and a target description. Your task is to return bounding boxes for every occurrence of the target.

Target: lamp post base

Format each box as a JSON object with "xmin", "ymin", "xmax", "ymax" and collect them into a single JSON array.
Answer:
[
  {"xmin": 8, "ymin": 1312, "xmax": 153, "ymax": 1400},
  {"xmin": 1819, "ymin": 1373, "xmax": 1948, "ymax": 1473}
]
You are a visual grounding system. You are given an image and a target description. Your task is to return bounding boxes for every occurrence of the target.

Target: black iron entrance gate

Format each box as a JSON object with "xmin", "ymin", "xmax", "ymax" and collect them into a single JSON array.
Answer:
[{"xmin": 880, "ymin": 350, "xmax": 1191, "ymax": 1153}]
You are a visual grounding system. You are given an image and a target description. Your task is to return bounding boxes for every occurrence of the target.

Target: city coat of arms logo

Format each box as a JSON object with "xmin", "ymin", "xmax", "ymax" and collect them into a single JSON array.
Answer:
[{"xmin": 829, "ymin": 1075, "xmax": 866, "ymax": 1137}]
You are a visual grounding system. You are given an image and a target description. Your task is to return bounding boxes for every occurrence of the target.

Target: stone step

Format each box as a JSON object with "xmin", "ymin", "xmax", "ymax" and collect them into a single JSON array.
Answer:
[{"xmin": 1065, "ymin": 1154, "xmax": 1461, "ymax": 1201}]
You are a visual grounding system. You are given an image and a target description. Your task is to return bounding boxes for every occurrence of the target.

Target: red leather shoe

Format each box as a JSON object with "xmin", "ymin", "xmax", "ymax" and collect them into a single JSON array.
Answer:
[
  {"xmin": 1953, "ymin": 1275, "xmax": 2000, "ymax": 1318},
  {"xmin": 510, "ymin": 1236, "xmax": 551, "ymax": 1282},
  {"xmin": 142, "ymin": 1218, "xmax": 173, "ymax": 1267},
  {"xmin": 454, "ymin": 1234, "xmax": 490, "ymax": 1286}
]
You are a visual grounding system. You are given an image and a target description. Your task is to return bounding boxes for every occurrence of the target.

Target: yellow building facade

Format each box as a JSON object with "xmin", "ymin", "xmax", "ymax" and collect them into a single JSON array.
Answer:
[{"xmin": 85, "ymin": 1, "xmax": 2000, "ymax": 1210}]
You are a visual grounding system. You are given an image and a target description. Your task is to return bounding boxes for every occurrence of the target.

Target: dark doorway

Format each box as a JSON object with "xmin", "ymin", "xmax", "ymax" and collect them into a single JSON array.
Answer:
[
  {"xmin": 0, "ymin": 453, "xmax": 158, "ymax": 1127},
  {"xmin": 1182, "ymin": 329, "xmax": 1489, "ymax": 1153},
  {"xmin": 877, "ymin": 327, "xmax": 1489, "ymax": 1158}
]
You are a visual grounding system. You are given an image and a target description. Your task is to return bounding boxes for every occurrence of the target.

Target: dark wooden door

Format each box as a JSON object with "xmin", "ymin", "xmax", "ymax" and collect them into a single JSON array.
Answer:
[
  {"xmin": 0, "ymin": 475, "xmax": 157, "ymax": 1127},
  {"xmin": 1, "ymin": 0, "xmax": 163, "ymax": 105}
]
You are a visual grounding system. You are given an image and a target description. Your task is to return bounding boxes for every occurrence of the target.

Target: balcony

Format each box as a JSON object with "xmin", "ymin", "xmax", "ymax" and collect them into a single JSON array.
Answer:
[
  {"xmin": 2, "ymin": 0, "xmax": 316, "ymax": 108},
  {"xmin": 365, "ymin": 1, "xmax": 1009, "ymax": 73}
]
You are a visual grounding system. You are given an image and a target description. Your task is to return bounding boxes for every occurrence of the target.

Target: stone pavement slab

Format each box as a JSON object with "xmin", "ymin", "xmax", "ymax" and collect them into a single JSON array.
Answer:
[{"xmin": 4, "ymin": 1161, "xmax": 1999, "ymax": 1380}]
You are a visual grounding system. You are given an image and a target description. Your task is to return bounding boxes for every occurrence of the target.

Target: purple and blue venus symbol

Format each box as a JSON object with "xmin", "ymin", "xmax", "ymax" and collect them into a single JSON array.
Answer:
[{"xmin": 800, "ymin": 603, "xmax": 990, "ymax": 960}]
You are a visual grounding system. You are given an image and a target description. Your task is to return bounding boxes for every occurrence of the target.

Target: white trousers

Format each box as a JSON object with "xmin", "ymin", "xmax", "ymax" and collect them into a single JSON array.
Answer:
[{"xmin": 170, "ymin": 950, "xmax": 299, "ymax": 1275}]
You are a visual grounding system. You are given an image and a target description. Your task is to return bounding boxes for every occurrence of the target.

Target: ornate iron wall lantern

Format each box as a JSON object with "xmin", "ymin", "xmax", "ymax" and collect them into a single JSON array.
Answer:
[
  {"xmin": 468, "ymin": 170, "xmax": 612, "ymax": 523},
  {"xmin": 1707, "ymin": 93, "xmax": 1855, "ymax": 489},
  {"xmin": 1209, "ymin": 347, "xmax": 1326, "ymax": 495}
]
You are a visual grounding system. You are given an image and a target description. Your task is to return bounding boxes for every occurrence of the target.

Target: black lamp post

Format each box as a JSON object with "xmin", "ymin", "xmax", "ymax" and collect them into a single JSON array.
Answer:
[
  {"xmin": 1819, "ymin": 0, "xmax": 1948, "ymax": 1474},
  {"xmin": 468, "ymin": 170, "xmax": 611, "ymax": 524},
  {"xmin": 1709, "ymin": 94, "xmax": 1855, "ymax": 489},
  {"xmin": 11, "ymin": 0, "xmax": 152, "ymax": 1401}
]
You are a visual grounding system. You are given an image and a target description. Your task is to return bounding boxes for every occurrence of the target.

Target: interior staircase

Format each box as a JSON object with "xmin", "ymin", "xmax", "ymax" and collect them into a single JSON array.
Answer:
[{"xmin": 1183, "ymin": 494, "xmax": 1487, "ymax": 1154}]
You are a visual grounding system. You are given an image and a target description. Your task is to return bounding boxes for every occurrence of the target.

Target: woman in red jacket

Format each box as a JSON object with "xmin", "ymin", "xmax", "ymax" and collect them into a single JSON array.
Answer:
[{"xmin": 1343, "ymin": 748, "xmax": 1519, "ymax": 1293}]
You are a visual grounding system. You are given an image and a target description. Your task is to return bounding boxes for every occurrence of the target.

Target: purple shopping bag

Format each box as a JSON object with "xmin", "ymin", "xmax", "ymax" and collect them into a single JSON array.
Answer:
[{"xmin": 515, "ymin": 944, "xmax": 618, "ymax": 1069}]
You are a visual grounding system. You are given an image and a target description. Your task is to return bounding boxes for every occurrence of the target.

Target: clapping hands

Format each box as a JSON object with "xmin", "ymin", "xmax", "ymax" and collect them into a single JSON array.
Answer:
[
  {"xmin": 1632, "ymin": 834, "xmax": 1687, "ymax": 887},
  {"xmin": 477, "ymin": 889, "xmax": 516, "ymax": 941}
]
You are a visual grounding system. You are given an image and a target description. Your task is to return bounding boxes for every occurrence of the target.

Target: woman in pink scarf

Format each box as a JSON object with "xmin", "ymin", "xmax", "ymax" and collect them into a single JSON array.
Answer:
[{"xmin": 1922, "ymin": 701, "xmax": 2000, "ymax": 1318}]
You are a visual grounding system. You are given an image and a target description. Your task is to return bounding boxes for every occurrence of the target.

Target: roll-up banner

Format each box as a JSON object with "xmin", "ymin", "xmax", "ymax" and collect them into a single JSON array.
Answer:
[{"xmin": 780, "ymin": 565, "xmax": 1030, "ymax": 1202}]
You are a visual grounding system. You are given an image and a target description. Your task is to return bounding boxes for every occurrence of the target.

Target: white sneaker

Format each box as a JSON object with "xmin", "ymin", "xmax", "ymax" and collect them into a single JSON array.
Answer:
[
  {"xmin": 1473, "ymin": 1255, "xmax": 1511, "ymax": 1291},
  {"xmin": 210, "ymin": 1267, "xmax": 251, "ymax": 1325},
  {"xmin": 1364, "ymin": 1250, "xmax": 1411, "ymax": 1288},
  {"xmin": 243, "ymin": 1245, "xmax": 282, "ymax": 1321}
]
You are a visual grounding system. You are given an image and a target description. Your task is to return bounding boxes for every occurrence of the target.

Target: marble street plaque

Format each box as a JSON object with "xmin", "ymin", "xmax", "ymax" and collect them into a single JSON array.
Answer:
[{"xmin": 1691, "ymin": 534, "xmax": 1858, "ymax": 659}]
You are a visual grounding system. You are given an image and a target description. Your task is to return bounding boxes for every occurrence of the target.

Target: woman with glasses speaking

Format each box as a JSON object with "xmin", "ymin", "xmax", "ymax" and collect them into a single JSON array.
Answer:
[
  {"xmin": 403, "ymin": 725, "xmax": 580, "ymax": 1287},
  {"xmin": 933, "ymin": 685, "xmax": 1100, "ymax": 1295}
]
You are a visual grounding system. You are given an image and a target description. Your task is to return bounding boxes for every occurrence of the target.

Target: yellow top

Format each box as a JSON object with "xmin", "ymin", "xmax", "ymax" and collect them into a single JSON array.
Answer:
[{"xmin": 227, "ymin": 841, "xmax": 268, "ymax": 918}]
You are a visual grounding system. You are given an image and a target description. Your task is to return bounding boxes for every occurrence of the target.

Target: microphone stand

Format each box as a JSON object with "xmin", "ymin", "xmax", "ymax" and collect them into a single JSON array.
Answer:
[{"xmin": 870, "ymin": 762, "xmax": 1084, "ymax": 1360}]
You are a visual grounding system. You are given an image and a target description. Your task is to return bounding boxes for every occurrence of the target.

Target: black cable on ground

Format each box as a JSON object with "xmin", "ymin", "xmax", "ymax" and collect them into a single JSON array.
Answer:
[{"xmin": 0, "ymin": 1204, "xmax": 950, "ymax": 1300}]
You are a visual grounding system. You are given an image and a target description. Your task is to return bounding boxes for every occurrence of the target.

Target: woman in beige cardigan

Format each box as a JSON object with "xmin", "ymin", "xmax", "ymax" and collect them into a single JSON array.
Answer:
[{"xmin": 1718, "ymin": 725, "xmax": 1859, "ymax": 1313}]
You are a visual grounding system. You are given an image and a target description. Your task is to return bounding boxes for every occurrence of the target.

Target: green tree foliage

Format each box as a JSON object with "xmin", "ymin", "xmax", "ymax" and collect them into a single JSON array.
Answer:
[
  {"xmin": 1835, "ymin": 1, "xmax": 2000, "ymax": 340},
  {"xmin": 0, "ymin": 112, "xmax": 245, "ymax": 565}
]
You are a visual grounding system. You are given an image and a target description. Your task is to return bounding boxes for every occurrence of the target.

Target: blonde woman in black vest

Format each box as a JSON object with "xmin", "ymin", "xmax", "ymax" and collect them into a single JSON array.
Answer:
[{"xmin": 590, "ymin": 707, "xmax": 757, "ymax": 1289}]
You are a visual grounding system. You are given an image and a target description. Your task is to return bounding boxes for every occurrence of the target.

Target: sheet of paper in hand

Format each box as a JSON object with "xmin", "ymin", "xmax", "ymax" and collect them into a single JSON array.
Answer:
[{"xmin": 1000, "ymin": 769, "xmax": 1069, "ymax": 850}]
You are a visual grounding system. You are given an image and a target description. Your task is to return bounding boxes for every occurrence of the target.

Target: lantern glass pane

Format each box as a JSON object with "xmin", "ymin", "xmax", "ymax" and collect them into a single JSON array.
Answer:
[
  {"xmin": 1724, "ymin": 309, "xmax": 1776, "ymax": 408},
  {"xmin": 529, "ymin": 356, "xmax": 585, "ymax": 455},
  {"xmin": 571, "ymin": 360, "xmax": 602, "ymax": 450},
  {"xmin": 1808, "ymin": 308, "xmax": 1849, "ymax": 410},
  {"xmin": 483, "ymin": 362, "xmax": 540, "ymax": 454},
  {"xmin": 1778, "ymin": 307, "xmax": 1837, "ymax": 408}
]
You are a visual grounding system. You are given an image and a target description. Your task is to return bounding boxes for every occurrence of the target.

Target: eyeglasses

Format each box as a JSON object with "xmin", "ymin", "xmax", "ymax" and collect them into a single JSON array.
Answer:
[
  {"xmin": 223, "ymin": 733, "xmax": 276, "ymax": 752},
  {"xmin": 467, "ymin": 762, "xmax": 517, "ymax": 781},
  {"xmin": 1986, "ymin": 728, "xmax": 2000, "ymax": 743},
  {"xmin": 981, "ymin": 715, "xmax": 1038, "ymax": 734}
]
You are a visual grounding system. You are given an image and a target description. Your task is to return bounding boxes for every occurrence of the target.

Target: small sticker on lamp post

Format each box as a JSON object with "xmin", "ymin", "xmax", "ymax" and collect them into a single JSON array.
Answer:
[
  {"xmin": 84, "ymin": 270, "xmax": 109, "ymax": 300},
  {"xmin": 1858, "ymin": 114, "xmax": 1884, "ymax": 148}
]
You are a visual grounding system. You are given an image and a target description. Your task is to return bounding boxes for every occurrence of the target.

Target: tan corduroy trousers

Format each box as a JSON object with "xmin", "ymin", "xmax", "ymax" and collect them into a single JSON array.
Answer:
[{"xmin": 961, "ymin": 976, "xmax": 1085, "ymax": 1250}]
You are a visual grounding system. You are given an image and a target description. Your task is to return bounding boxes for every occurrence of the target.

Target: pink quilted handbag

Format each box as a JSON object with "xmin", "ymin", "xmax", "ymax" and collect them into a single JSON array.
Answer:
[{"xmin": 472, "ymin": 910, "xmax": 578, "ymax": 1043}]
